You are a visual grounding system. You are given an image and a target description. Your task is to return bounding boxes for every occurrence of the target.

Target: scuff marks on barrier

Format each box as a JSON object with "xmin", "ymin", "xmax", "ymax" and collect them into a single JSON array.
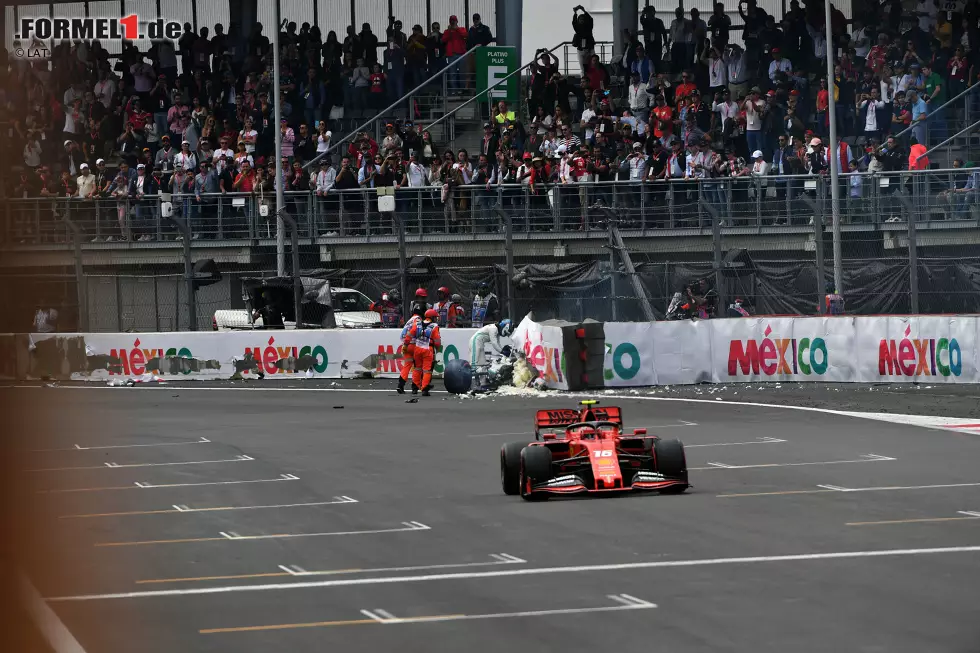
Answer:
[{"xmin": 238, "ymin": 336, "xmax": 329, "ymax": 376}]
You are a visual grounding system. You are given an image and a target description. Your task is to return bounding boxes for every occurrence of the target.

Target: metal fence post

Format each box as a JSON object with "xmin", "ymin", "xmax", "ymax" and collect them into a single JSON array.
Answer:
[
  {"xmin": 397, "ymin": 214, "xmax": 408, "ymax": 318},
  {"xmin": 59, "ymin": 212, "xmax": 89, "ymax": 332},
  {"xmin": 609, "ymin": 226, "xmax": 618, "ymax": 321},
  {"xmin": 496, "ymin": 208, "xmax": 516, "ymax": 320},
  {"xmin": 170, "ymin": 216, "xmax": 196, "ymax": 330},
  {"xmin": 700, "ymin": 197, "xmax": 726, "ymax": 311},
  {"xmin": 908, "ymin": 178, "xmax": 921, "ymax": 313},
  {"xmin": 278, "ymin": 210, "xmax": 303, "ymax": 327}
]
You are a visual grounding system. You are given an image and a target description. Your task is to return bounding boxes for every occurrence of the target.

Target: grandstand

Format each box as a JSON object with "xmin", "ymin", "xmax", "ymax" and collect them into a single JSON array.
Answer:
[{"xmin": 1, "ymin": 0, "xmax": 979, "ymax": 332}]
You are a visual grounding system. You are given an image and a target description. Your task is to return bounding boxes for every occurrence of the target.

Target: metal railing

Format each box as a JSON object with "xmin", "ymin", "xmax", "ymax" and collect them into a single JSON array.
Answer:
[
  {"xmin": 304, "ymin": 43, "xmax": 486, "ymax": 171},
  {"xmin": 5, "ymin": 169, "xmax": 977, "ymax": 246}
]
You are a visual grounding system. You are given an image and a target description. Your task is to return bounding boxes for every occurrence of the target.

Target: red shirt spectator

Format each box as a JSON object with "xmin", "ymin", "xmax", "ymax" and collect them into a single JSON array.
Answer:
[{"xmin": 442, "ymin": 16, "xmax": 467, "ymax": 57}]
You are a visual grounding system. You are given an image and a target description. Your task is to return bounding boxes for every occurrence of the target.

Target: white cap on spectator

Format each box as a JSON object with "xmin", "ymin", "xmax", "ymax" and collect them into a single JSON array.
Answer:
[
  {"xmin": 63, "ymin": 140, "xmax": 72, "ymax": 146},
  {"xmin": 96, "ymin": 158, "xmax": 105, "ymax": 165},
  {"xmin": 751, "ymin": 150, "xmax": 764, "ymax": 159},
  {"xmin": 137, "ymin": 163, "xmax": 145, "ymax": 169},
  {"xmin": 80, "ymin": 163, "xmax": 89, "ymax": 168}
]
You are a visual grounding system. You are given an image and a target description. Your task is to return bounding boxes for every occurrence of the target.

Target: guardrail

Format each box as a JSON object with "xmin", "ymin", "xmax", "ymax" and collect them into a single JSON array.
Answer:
[{"xmin": 5, "ymin": 169, "xmax": 978, "ymax": 246}]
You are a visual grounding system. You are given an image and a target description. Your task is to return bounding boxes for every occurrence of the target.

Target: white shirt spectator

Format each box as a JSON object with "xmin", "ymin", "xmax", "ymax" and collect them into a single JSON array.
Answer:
[
  {"xmin": 861, "ymin": 99, "xmax": 886, "ymax": 131},
  {"xmin": 707, "ymin": 57, "xmax": 727, "ymax": 88},
  {"xmin": 316, "ymin": 132, "xmax": 332, "ymax": 153},
  {"xmin": 407, "ymin": 161, "xmax": 427, "ymax": 187},
  {"xmin": 93, "ymin": 79, "xmax": 116, "ymax": 108},
  {"xmin": 713, "ymin": 100, "xmax": 739, "ymax": 123},
  {"xmin": 315, "ymin": 167, "xmax": 337, "ymax": 193},
  {"xmin": 213, "ymin": 147, "xmax": 235, "ymax": 161},
  {"xmin": 628, "ymin": 83, "xmax": 651, "ymax": 113},
  {"xmin": 580, "ymin": 108, "xmax": 597, "ymax": 141},
  {"xmin": 174, "ymin": 151, "xmax": 197, "ymax": 172},
  {"xmin": 238, "ymin": 129, "xmax": 258, "ymax": 154},
  {"xmin": 852, "ymin": 27, "xmax": 872, "ymax": 58},
  {"xmin": 76, "ymin": 172, "xmax": 97, "ymax": 198},
  {"xmin": 744, "ymin": 98, "xmax": 764, "ymax": 131}
]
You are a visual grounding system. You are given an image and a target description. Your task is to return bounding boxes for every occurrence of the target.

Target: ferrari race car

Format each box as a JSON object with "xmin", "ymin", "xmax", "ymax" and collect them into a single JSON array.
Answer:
[{"xmin": 500, "ymin": 401, "xmax": 689, "ymax": 500}]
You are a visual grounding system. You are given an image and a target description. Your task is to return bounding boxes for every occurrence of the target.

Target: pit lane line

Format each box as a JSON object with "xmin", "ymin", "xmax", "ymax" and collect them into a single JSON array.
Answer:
[{"xmin": 46, "ymin": 545, "xmax": 980, "ymax": 602}]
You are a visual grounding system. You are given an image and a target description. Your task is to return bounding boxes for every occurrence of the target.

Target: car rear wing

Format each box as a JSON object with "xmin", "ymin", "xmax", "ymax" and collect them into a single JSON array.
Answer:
[{"xmin": 534, "ymin": 405, "xmax": 624, "ymax": 438}]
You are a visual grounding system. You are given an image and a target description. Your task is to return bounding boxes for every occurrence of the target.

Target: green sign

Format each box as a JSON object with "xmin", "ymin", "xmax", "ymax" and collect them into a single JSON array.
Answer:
[{"xmin": 476, "ymin": 46, "xmax": 518, "ymax": 104}]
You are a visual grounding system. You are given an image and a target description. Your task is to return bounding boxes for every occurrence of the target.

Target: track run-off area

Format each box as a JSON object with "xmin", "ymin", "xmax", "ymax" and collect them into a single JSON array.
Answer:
[{"xmin": 8, "ymin": 382, "xmax": 980, "ymax": 653}]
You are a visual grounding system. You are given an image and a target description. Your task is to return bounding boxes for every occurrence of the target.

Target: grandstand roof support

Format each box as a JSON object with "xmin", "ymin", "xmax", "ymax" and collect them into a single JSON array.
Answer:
[
  {"xmin": 495, "ymin": 0, "xmax": 522, "ymax": 63},
  {"xmin": 612, "ymin": 0, "xmax": 638, "ymax": 59},
  {"xmin": 272, "ymin": 0, "xmax": 286, "ymax": 276}
]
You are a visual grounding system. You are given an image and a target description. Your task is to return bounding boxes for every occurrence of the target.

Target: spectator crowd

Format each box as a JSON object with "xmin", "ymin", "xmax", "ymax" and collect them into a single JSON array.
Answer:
[
  {"xmin": 2, "ymin": 1, "xmax": 980, "ymax": 241},
  {"xmin": 0, "ymin": 11, "xmax": 495, "ymax": 239}
]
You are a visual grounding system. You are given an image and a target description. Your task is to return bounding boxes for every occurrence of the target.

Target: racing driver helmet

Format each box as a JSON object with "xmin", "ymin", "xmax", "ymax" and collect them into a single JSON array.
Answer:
[{"xmin": 498, "ymin": 318, "xmax": 513, "ymax": 337}]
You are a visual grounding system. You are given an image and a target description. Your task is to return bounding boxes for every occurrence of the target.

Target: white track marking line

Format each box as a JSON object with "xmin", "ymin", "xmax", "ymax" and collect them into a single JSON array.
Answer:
[
  {"xmin": 135, "ymin": 474, "xmax": 299, "ymax": 489},
  {"xmin": 213, "ymin": 522, "xmax": 430, "ymax": 543},
  {"xmin": 46, "ymin": 545, "xmax": 980, "ymax": 602},
  {"xmin": 29, "ymin": 437, "xmax": 211, "ymax": 452},
  {"xmin": 284, "ymin": 554, "xmax": 526, "ymax": 578},
  {"xmin": 360, "ymin": 610, "xmax": 388, "ymax": 623},
  {"xmin": 373, "ymin": 609, "xmax": 398, "ymax": 621},
  {"xmin": 686, "ymin": 437, "xmax": 785, "ymax": 448},
  {"xmin": 26, "ymin": 455, "xmax": 253, "ymax": 472},
  {"xmin": 373, "ymin": 597, "xmax": 657, "ymax": 625},
  {"xmin": 20, "ymin": 573, "xmax": 89, "ymax": 653},
  {"xmin": 957, "ymin": 511, "xmax": 980, "ymax": 518},
  {"xmin": 815, "ymin": 482, "xmax": 980, "ymax": 493},
  {"xmin": 40, "ymin": 474, "xmax": 301, "ymax": 494},
  {"xmin": 692, "ymin": 454, "xmax": 895, "ymax": 471},
  {"xmin": 60, "ymin": 497, "xmax": 357, "ymax": 519}
]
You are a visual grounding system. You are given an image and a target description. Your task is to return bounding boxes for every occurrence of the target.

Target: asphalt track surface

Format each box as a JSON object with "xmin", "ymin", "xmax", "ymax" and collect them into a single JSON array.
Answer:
[{"xmin": 10, "ymin": 381, "xmax": 980, "ymax": 652}]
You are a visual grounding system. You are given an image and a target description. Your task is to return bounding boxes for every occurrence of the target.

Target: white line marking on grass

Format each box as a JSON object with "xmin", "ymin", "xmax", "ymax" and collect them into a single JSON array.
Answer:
[{"xmin": 46, "ymin": 546, "xmax": 980, "ymax": 602}]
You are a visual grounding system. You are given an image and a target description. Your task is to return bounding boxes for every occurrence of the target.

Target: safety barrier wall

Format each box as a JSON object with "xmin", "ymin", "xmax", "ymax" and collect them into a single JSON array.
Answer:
[
  {"xmin": 7, "ymin": 329, "xmax": 511, "ymax": 382},
  {"xmin": 6, "ymin": 313, "xmax": 979, "ymax": 384},
  {"xmin": 513, "ymin": 314, "xmax": 980, "ymax": 389}
]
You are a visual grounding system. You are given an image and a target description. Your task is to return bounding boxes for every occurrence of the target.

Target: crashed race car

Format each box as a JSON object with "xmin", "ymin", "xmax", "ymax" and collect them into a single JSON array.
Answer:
[{"xmin": 500, "ymin": 401, "xmax": 689, "ymax": 500}]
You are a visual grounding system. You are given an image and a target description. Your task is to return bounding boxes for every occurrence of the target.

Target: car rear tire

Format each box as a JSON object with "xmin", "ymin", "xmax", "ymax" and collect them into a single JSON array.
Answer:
[
  {"xmin": 500, "ymin": 442, "xmax": 525, "ymax": 495},
  {"xmin": 520, "ymin": 446, "xmax": 553, "ymax": 501},
  {"xmin": 653, "ymin": 438, "xmax": 689, "ymax": 493}
]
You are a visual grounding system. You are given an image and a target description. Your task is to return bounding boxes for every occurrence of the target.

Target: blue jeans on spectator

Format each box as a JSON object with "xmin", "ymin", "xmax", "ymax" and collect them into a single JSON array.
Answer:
[
  {"xmin": 746, "ymin": 130, "xmax": 763, "ymax": 157},
  {"xmin": 446, "ymin": 55, "xmax": 462, "ymax": 94},
  {"xmin": 154, "ymin": 112, "xmax": 168, "ymax": 140}
]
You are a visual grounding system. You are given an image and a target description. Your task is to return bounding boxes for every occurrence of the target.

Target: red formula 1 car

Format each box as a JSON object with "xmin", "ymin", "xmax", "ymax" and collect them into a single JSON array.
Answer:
[{"xmin": 500, "ymin": 401, "xmax": 689, "ymax": 501}]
